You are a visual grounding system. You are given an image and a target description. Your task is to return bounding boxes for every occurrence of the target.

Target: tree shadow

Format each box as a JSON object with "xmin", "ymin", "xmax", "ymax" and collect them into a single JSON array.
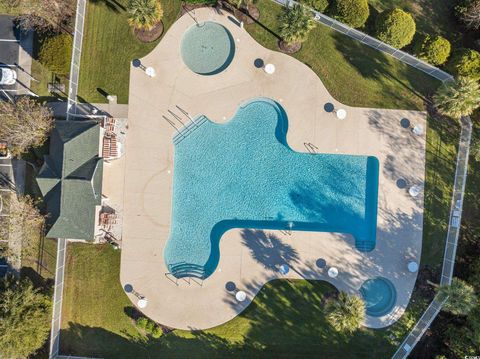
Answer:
[
  {"xmin": 90, "ymin": 0, "xmax": 126, "ymax": 13},
  {"xmin": 240, "ymin": 229, "xmax": 299, "ymax": 271}
]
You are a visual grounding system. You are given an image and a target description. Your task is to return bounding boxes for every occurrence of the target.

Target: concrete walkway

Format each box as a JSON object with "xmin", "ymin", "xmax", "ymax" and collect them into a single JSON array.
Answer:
[{"xmin": 114, "ymin": 8, "xmax": 426, "ymax": 330}]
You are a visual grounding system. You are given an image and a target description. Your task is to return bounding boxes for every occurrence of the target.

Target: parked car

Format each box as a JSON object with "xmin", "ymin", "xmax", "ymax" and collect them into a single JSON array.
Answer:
[{"xmin": 0, "ymin": 66, "xmax": 17, "ymax": 85}]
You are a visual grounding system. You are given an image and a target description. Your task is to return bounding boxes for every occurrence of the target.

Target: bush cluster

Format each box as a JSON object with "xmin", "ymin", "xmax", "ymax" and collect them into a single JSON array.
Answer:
[
  {"xmin": 414, "ymin": 35, "xmax": 451, "ymax": 65},
  {"xmin": 38, "ymin": 34, "xmax": 72, "ymax": 76},
  {"xmin": 136, "ymin": 317, "xmax": 163, "ymax": 338},
  {"xmin": 298, "ymin": 0, "xmax": 329, "ymax": 13},
  {"xmin": 330, "ymin": 0, "xmax": 369, "ymax": 28},
  {"xmin": 374, "ymin": 8, "xmax": 416, "ymax": 49},
  {"xmin": 446, "ymin": 48, "xmax": 480, "ymax": 79}
]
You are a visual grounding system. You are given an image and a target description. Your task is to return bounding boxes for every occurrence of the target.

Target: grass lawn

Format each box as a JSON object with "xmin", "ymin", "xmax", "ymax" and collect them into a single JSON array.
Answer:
[
  {"xmin": 422, "ymin": 116, "xmax": 460, "ymax": 268},
  {"xmin": 77, "ymin": 0, "xmax": 182, "ymax": 104},
  {"xmin": 60, "ymin": 243, "xmax": 427, "ymax": 358},
  {"xmin": 246, "ymin": 1, "xmax": 439, "ymax": 110}
]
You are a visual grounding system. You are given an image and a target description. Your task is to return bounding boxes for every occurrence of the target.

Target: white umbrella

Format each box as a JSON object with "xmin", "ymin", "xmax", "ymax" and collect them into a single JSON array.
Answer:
[
  {"xmin": 409, "ymin": 185, "xmax": 421, "ymax": 197},
  {"xmin": 328, "ymin": 267, "xmax": 339, "ymax": 278},
  {"xmin": 235, "ymin": 290, "xmax": 247, "ymax": 302},
  {"xmin": 137, "ymin": 298, "xmax": 148, "ymax": 308},
  {"xmin": 264, "ymin": 63, "xmax": 276, "ymax": 74},
  {"xmin": 145, "ymin": 67, "xmax": 156, "ymax": 77},
  {"xmin": 412, "ymin": 124, "xmax": 424, "ymax": 135},
  {"xmin": 336, "ymin": 109, "xmax": 347, "ymax": 120},
  {"xmin": 408, "ymin": 261, "xmax": 419, "ymax": 273}
]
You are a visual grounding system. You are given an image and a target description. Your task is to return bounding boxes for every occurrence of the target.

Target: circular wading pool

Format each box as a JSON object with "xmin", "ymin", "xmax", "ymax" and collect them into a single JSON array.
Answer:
[
  {"xmin": 360, "ymin": 277, "xmax": 397, "ymax": 317},
  {"xmin": 181, "ymin": 21, "xmax": 235, "ymax": 75}
]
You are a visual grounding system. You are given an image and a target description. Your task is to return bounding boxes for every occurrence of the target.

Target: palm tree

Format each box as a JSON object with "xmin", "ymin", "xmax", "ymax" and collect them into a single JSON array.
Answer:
[
  {"xmin": 326, "ymin": 292, "xmax": 365, "ymax": 333},
  {"xmin": 279, "ymin": 4, "xmax": 316, "ymax": 49},
  {"xmin": 433, "ymin": 76, "xmax": 480, "ymax": 119},
  {"xmin": 437, "ymin": 278, "xmax": 478, "ymax": 316},
  {"xmin": 126, "ymin": 0, "xmax": 163, "ymax": 31}
]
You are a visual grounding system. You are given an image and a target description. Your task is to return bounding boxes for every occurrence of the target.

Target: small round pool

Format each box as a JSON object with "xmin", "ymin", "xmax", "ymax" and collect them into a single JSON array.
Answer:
[
  {"xmin": 181, "ymin": 21, "xmax": 235, "ymax": 75},
  {"xmin": 360, "ymin": 277, "xmax": 397, "ymax": 317}
]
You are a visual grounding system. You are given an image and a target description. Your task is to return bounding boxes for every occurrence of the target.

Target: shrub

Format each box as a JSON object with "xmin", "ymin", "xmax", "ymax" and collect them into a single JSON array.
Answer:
[
  {"xmin": 414, "ymin": 35, "xmax": 451, "ymax": 65},
  {"xmin": 38, "ymin": 34, "xmax": 72, "ymax": 76},
  {"xmin": 145, "ymin": 319, "xmax": 155, "ymax": 333},
  {"xmin": 375, "ymin": 8, "xmax": 416, "ymax": 49},
  {"xmin": 151, "ymin": 325, "xmax": 163, "ymax": 338},
  {"xmin": 446, "ymin": 48, "xmax": 480, "ymax": 79},
  {"xmin": 433, "ymin": 77, "xmax": 480, "ymax": 119},
  {"xmin": 299, "ymin": 0, "xmax": 329, "ymax": 13},
  {"xmin": 136, "ymin": 317, "xmax": 148, "ymax": 329},
  {"xmin": 329, "ymin": 0, "xmax": 369, "ymax": 28}
]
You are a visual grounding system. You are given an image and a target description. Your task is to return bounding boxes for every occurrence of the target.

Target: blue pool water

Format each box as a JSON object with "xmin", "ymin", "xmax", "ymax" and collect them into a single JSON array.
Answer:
[
  {"xmin": 181, "ymin": 22, "xmax": 235, "ymax": 75},
  {"xmin": 164, "ymin": 99, "xmax": 379, "ymax": 278},
  {"xmin": 360, "ymin": 277, "xmax": 397, "ymax": 317}
]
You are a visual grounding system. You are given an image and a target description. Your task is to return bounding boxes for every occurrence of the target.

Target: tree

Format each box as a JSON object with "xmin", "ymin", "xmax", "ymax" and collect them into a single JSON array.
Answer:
[
  {"xmin": 0, "ymin": 276, "xmax": 51, "ymax": 359},
  {"xmin": 437, "ymin": 278, "xmax": 478, "ymax": 315},
  {"xmin": 456, "ymin": 0, "xmax": 480, "ymax": 30},
  {"xmin": 299, "ymin": 0, "xmax": 329, "ymax": 13},
  {"xmin": 326, "ymin": 292, "xmax": 365, "ymax": 333},
  {"xmin": 375, "ymin": 8, "xmax": 416, "ymax": 49},
  {"xmin": 446, "ymin": 48, "xmax": 480, "ymax": 80},
  {"xmin": 414, "ymin": 35, "xmax": 451, "ymax": 65},
  {"xmin": 39, "ymin": 34, "xmax": 72, "ymax": 76},
  {"xmin": 9, "ymin": 0, "xmax": 76, "ymax": 33},
  {"xmin": 0, "ymin": 195, "xmax": 45, "ymax": 263},
  {"xmin": 126, "ymin": 0, "xmax": 163, "ymax": 31},
  {"xmin": 279, "ymin": 4, "xmax": 316, "ymax": 47},
  {"xmin": 0, "ymin": 97, "xmax": 53, "ymax": 157},
  {"xmin": 471, "ymin": 139, "xmax": 480, "ymax": 162},
  {"xmin": 330, "ymin": 0, "xmax": 369, "ymax": 28},
  {"xmin": 433, "ymin": 77, "xmax": 480, "ymax": 119}
]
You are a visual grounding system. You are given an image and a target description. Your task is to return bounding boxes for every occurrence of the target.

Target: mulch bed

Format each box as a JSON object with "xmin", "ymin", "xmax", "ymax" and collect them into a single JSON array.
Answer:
[
  {"xmin": 134, "ymin": 21, "xmax": 164, "ymax": 43},
  {"xmin": 278, "ymin": 40, "xmax": 302, "ymax": 54}
]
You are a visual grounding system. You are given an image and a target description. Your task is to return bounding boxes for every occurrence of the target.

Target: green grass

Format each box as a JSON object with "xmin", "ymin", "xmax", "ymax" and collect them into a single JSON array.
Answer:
[
  {"xmin": 422, "ymin": 116, "xmax": 460, "ymax": 268},
  {"xmin": 77, "ymin": 0, "xmax": 182, "ymax": 104},
  {"xmin": 60, "ymin": 243, "xmax": 428, "ymax": 358},
  {"xmin": 246, "ymin": 1, "xmax": 440, "ymax": 110}
]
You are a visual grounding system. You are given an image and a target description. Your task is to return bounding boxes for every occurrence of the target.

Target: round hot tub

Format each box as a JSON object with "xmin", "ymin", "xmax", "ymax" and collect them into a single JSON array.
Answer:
[
  {"xmin": 360, "ymin": 277, "xmax": 397, "ymax": 317},
  {"xmin": 180, "ymin": 21, "xmax": 235, "ymax": 75}
]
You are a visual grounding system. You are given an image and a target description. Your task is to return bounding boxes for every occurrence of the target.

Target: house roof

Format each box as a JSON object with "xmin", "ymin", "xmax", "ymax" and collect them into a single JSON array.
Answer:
[{"xmin": 36, "ymin": 120, "xmax": 103, "ymax": 240}]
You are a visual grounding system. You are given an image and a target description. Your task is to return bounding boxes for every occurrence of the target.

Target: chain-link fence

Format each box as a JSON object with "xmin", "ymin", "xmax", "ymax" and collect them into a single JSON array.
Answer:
[
  {"xmin": 67, "ymin": 0, "xmax": 87, "ymax": 120},
  {"xmin": 49, "ymin": 238, "xmax": 67, "ymax": 359},
  {"xmin": 392, "ymin": 117, "xmax": 472, "ymax": 359},
  {"xmin": 271, "ymin": 0, "xmax": 453, "ymax": 83}
]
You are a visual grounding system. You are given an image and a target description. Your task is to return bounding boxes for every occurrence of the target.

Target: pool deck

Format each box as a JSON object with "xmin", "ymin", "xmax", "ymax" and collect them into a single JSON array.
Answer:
[{"xmin": 112, "ymin": 7, "xmax": 426, "ymax": 330}]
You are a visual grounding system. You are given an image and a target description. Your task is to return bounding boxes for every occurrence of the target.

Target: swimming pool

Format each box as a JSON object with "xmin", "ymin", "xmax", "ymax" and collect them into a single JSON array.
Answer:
[
  {"xmin": 360, "ymin": 277, "xmax": 397, "ymax": 317},
  {"xmin": 181, "ymin": 21, "xmax": 235, "ymax": 75},
  {"xmin": 164, "ymin": 98, "xmax": 379, "ymax": 278}
]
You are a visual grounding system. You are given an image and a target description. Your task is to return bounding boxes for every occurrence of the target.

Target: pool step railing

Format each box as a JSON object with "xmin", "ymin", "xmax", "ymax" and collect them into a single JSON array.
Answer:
[{"xmin": 172, "ymin": 115, "xmax": 208, "ymax": 145}]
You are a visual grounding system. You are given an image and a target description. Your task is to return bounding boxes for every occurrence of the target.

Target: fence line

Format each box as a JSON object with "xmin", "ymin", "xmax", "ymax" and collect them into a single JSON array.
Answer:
[
  {"xmin": 392, "ymin": 117, "xmax": 472, "ymax": 359},
  {"xmin": 49, "ymin": 238, "xmax": 67, "ymax": 359},
  {"xmin": 271, "ymin": 0, "xmax": 454, "ymax": 83},
  {"xmin": 66, "ymin": 0, "xmax": 87, "ymax": 120}
]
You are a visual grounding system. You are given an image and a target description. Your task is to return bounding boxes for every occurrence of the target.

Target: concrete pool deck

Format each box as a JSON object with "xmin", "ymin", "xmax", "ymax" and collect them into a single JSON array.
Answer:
[{"xmin": 116, "ymin": 7, "xmax": 426, "ymax": 330}]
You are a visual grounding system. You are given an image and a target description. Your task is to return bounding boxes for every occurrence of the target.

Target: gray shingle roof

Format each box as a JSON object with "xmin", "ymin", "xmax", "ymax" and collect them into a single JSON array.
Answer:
[{"xmin": 36, "ymin": 120, "xmax": 103, "ymax": 240}]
